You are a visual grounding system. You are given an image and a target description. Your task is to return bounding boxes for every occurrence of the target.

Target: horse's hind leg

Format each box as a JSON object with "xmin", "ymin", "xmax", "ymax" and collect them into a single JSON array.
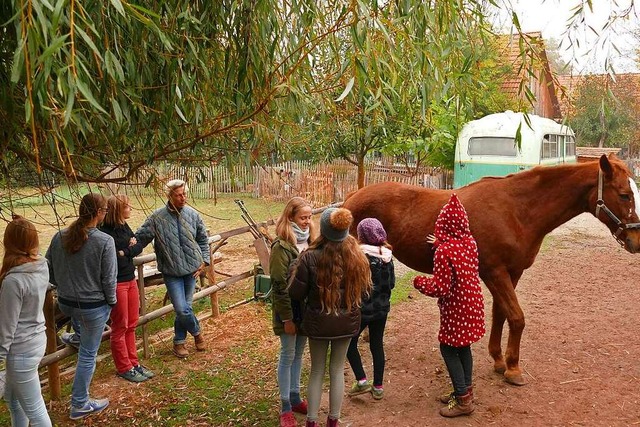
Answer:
[{"xmin": 489, "ymin": 300, "xmax": 507, "ymax": 374}]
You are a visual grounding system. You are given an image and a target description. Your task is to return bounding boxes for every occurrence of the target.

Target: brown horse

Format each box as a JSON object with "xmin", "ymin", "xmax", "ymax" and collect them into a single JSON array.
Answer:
[{"xmin": 343, "ymin": 154, "xmax": 640, "ymax": 385}]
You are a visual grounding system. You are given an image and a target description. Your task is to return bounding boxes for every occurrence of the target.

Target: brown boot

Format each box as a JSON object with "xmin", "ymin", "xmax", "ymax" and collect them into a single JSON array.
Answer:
[
  {"xmin": 173, "ymin": 343, "xmax": 189, "ymax": 358},
  {"xmin": 194, "ymin": 333, "xmax": 206, "ymax": 351},
  {"xmin": 439, "ymin": 391, "xmax": 474, "ymax": 417},
  {"xmin": 439, "ymin": 385, "xmax": 473, "ymax": 404}
]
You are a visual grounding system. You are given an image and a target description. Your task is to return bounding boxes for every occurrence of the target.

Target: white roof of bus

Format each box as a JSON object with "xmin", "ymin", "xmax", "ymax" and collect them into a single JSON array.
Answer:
[{"xmin": 458, "ymin": 111, "xmax": 574, "ymax": 140}]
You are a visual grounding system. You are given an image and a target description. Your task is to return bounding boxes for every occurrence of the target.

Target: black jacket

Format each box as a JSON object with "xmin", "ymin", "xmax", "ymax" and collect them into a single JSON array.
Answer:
[
  {"xmin": 360, "ymin": 254, "xmax": 395, "ymax": 323},
  {"xmin": 99, "ymin": 222, "xmax": 144, "ymax": 282},
  {"xmin": 288, "ymin": 248, "xmax": 361, "ymax": 340}
]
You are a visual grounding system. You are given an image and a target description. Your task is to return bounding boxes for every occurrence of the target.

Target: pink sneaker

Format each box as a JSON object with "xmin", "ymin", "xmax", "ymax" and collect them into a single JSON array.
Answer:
[
  {"xmin": 279, "ymin": 411, "xmax": 297, "ymax": 427},
  {"xmin": 292, "ymin": 400, "xmax": 308, "ymax": 415}
]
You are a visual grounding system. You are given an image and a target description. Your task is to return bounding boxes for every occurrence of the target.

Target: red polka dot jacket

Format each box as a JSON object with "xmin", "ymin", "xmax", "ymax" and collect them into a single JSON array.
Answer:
[{"xmin": 413, "ymin": 193, "xmax": 485, "ymax": 347}]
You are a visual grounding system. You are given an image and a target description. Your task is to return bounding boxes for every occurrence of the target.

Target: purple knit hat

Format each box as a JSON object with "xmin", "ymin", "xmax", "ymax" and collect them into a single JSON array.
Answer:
[{"xmin": 357, "ymin": 218, "xmax": 387, "ymax": 246}]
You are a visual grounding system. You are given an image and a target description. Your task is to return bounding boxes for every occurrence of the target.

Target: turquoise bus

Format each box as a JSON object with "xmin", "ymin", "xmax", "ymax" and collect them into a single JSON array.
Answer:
[{"xmin": 453, "ymin": 111, "xmax": 576, "ymax": 188}]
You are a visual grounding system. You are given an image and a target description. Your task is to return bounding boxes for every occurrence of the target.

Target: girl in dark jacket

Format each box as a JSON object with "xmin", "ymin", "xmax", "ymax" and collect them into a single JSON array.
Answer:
[
  {"xmin": 100, "ymin": 195, "xmax": 154, "ymax": 383},
  {"xmin": 346, "ymin": 218, "xmax": 395, "ymax": 400},
  {"xmin": 270, "ymin": 197, "xmax": 317, "ymax": 427},
  {"xmin": 289, "ymin": 208, "xmax": 371, "ymax": 427}
]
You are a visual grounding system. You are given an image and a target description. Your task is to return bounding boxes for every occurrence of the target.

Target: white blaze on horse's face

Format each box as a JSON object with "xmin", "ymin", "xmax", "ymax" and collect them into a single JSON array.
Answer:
[{"xmin": 630, "ymin": 178, "xmax": 640, "ymax": 219}]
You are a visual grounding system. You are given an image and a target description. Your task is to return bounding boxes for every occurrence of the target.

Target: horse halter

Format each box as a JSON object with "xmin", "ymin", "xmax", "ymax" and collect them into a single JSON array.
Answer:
[{"xmin": 595, "ymin": 169, "xmax": 640, "ymax": 246}]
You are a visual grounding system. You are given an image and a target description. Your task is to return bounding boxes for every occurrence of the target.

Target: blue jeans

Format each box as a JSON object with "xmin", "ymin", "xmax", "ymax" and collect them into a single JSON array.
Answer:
[
  {"xmin": 277, "ymin": 334, "xmax": 307, "ymax": 411},
  {"xmin": 4, "ymin": 334, "xmax": 52, "ymax": 427},
  {"xmin": 164, "ymin": 274, "xmax": 200, "ymax": 344},
  {"xmin": 58, "ymin": 303, "xmax": 111, "ymax": 408}
]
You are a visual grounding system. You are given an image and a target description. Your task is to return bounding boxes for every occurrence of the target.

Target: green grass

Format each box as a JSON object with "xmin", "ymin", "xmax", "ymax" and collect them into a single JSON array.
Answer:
[
  {"xmin": 390, "ymin": 270, "xmax": 418, "ymax": 305},
  {"xmin": 141, "ymin": 337, "xmax": 280, "ymax": 427}
]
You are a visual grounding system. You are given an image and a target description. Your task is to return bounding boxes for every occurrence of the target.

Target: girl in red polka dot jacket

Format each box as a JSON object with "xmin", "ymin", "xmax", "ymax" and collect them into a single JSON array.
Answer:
[{"xmin": 413, "ymin": 193, "xmax": 485, "ymax": 418}]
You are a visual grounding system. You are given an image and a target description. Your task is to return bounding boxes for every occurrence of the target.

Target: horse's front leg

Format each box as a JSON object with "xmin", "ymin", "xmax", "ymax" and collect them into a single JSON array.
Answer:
[
  {"xmin": 489, "ymin": 299, "xmax": 507, "ymax": 374},
  {"xmin": 486, "ymin": 274, "xmax": 526, "ymax": 386}
]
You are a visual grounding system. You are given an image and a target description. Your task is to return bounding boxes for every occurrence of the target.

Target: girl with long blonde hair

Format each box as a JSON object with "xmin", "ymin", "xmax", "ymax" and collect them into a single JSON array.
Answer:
[{"xmin": 270, "ymin": 197, "xmax": 317, "ymax": 427}]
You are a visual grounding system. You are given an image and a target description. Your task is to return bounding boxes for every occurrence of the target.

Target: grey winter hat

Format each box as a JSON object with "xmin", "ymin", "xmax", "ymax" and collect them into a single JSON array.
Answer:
[{"xmin": 320, "ymin": 208, "xmax": 353, "ymax": 242}]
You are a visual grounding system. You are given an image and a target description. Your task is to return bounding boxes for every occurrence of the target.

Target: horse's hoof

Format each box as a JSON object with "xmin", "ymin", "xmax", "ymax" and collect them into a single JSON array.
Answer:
[
  {"xmin": 494, "ymin": 362, "xmax": 506, "ymax": 375},
  {"xmin": 504, "ymin": 372, "xmax": 526, "ymax": 386}
]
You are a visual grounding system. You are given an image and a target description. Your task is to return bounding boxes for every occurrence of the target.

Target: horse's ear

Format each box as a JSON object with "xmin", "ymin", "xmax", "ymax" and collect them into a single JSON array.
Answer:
[{"xmin": 600, "ymin": 154, "xmax": 613, "ymax": 178}]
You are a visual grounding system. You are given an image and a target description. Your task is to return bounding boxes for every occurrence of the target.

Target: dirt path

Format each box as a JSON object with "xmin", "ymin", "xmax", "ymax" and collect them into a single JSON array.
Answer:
[{"xmin": 337, "ymin": 214, "xmax": 640, "ymax": 426}]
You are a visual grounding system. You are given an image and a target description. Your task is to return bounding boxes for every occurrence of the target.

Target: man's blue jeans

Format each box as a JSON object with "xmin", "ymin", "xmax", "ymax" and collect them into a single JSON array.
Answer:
[
  {"xmin": 4, "ymin": 334, "xmax": 52, "ymax": 427},
  {"xmin": 58, "ymin": 303, "xmax": 111, "ymax": 408},
  {"xmin": 277, "ymin": 334, "xmax": 307, "ymax": 408},
  {"xmin": 164, "ymin": 274, "xmax": 200, "ymax": 344}
]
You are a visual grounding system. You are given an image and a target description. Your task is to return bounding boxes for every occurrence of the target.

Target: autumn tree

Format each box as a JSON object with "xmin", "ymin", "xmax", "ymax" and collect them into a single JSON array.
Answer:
[{"xmin": 569, "ymin": 75, "xmax": 638, "ymax": 152}]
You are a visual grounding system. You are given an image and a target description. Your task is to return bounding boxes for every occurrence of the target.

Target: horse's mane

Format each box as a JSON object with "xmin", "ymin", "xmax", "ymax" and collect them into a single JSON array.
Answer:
[{"xmin": 463, "ymin": 160, "xmax": 610, "ymax": 190}]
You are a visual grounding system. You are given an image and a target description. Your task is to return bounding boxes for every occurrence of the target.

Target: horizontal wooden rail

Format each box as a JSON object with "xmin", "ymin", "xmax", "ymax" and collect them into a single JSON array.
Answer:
[{"xmin": 39, "ymin": 271, "xmax": 253, "ymax": 369}]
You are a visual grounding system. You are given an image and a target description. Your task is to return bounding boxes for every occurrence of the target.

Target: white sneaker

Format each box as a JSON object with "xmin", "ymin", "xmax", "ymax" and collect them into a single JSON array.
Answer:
[{"xmin": 70, "ymin": 398, "xmax": 109, "ymax": 420}]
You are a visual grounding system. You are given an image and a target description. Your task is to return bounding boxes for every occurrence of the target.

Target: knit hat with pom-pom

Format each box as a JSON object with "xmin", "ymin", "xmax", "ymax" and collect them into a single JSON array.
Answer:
[{"xmin": 320, "ymin": 207, "xmax": 353, "ymax": 242}]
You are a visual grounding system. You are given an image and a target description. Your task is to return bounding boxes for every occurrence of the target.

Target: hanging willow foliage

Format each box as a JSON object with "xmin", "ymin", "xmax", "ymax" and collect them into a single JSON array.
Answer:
[{"xmin": 0, "ymin": 0, "xmax": 632, "ymax": 188}]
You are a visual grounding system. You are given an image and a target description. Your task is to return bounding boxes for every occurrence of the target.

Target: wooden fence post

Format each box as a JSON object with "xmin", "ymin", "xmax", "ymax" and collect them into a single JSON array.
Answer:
[
  {"xmin": 208, "ymin": 259, "xmax": 220, "ymax": 318},
  {"xmin": 137, "ymin": 264, "xmax": 149, "ymax": 359},
  {"xmin": 44, "ymin": 288, "xmax": 61, "ymax": 400}
]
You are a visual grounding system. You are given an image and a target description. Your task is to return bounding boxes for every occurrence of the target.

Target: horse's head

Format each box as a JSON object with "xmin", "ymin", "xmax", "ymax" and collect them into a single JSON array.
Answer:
[{"xmin": 596, "ymin": 154, "xmax": 640, "ymax": 253}]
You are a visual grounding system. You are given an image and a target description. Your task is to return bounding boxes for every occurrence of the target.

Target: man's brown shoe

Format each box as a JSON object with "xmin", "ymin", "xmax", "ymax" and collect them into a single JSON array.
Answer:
[
  {"xmin": 194, "ymin": 334, "xmax": 206, "ymax": 351},
  {"xmin": 173, "ymin": 343, "xmax": 189, "ymax": 358}
]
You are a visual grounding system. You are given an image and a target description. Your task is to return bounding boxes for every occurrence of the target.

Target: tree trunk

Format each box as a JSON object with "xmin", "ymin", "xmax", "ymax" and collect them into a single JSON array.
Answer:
[
  {"xmin": 357, "ymin": 155, "xmax": 366, "ymax": 189},
  {"xmin": 598, "ymin": 109, "xmax": 606, "ymax": 148}
]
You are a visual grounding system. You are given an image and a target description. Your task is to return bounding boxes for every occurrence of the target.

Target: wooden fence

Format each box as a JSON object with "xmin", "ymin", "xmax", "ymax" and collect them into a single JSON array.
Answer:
[
  {"xmin": 254, "ymin": 159, "xmax": 451, "ymax": 205},
  {"xmin": 102, "ymin": 158, "xmax": 452, "ymax": 204}
]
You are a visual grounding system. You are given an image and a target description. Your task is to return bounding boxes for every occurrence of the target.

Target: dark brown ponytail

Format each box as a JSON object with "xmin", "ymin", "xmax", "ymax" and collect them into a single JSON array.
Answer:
[{"xmin": 62, "ymin": 193, "xmax": 106, "ymax": 254}]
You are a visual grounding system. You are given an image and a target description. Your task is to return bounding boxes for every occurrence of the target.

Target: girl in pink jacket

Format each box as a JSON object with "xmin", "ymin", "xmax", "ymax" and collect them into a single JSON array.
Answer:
[{"xmin": 413, "ymin": 193, "xmax": 485, "ymax": 418}]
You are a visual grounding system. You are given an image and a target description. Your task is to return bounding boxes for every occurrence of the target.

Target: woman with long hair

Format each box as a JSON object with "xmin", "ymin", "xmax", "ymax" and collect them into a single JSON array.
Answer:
[
  {"xmin": 289, "ymin": 208, "xmax": 372, "ymax": 427},
  {"xmin": 270, "ymin": 197, "xmax": 318, "ymax": 427},
  {"xmin": 100, "ymin": 195, "xmax": 154, "ymax": 383},
  {"xmin": 46, "ymin": 193, "xmax": 117, "ymax": 420},
  {"xmin": 0, "ymin": 216, "xmax": 52, "ymax": 426}
]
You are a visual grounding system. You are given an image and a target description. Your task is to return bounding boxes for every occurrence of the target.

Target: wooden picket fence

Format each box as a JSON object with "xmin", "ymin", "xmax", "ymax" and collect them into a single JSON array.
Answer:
[
  {"xmin": 102, "ymin": 157, "xmax": 452, "ymax": 204},
  {"xmin": 254, "ymin": 159, "xmax": 451, "ymax": 205}
]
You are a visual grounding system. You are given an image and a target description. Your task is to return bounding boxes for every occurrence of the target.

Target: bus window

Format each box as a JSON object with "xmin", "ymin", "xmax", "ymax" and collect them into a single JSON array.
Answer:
[
  {"xmin": 542, "ymin": 134, "xmax": 558, "ymax": 159},
  {"xmin": 565, "ymin": 135, "xmax": 576, "ymax": 156},
  {"xmin": 468, "ymin": 137, "xmax": 518, "ymax": 156}
]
